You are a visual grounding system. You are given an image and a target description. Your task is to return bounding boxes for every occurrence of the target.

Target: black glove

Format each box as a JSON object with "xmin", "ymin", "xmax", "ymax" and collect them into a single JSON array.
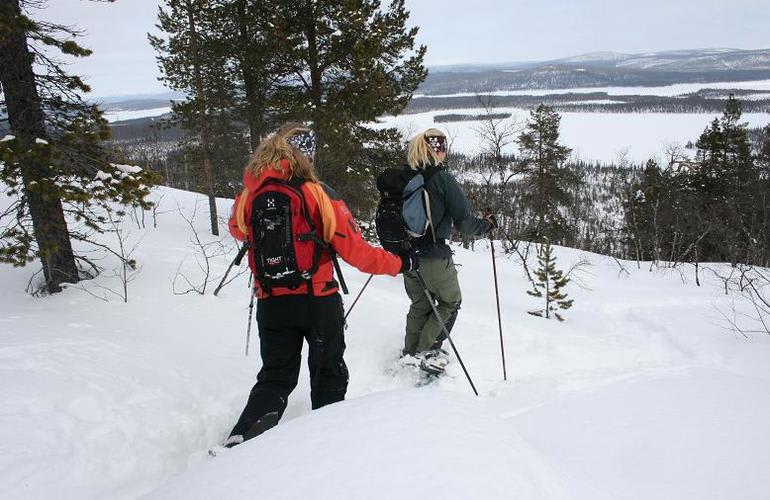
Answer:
[
  {"xmin": 399, "ymin": 249, "xmax": 419, "ymax": 274},
  {"xmin": 485, "ymin": 214, "xmax": 498, "ymax": 231}
]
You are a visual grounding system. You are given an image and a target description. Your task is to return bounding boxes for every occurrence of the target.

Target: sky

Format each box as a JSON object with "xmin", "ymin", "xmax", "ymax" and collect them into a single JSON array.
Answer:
[{"xmin": 29, "ymin": 0, "xmax": 770, "ymax": 98}]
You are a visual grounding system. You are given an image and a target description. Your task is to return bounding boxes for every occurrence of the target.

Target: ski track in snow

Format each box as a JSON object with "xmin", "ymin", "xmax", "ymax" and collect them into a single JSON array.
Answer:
[{"xmin": 0, "ymin": 187, "xmax": 769, "ymax": 499}]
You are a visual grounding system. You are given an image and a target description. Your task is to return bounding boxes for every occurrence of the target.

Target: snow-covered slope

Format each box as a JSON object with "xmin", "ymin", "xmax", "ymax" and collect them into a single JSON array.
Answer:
[{"xmin": 1, "ymin": 187, "xmax": 768, "ymax": 499}]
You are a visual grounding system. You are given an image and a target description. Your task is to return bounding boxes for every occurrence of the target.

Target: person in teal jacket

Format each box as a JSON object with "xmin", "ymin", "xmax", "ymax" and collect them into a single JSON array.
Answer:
[{"xmin": 401, "ymin": 128, "xmax": 497, "ymax": 372}]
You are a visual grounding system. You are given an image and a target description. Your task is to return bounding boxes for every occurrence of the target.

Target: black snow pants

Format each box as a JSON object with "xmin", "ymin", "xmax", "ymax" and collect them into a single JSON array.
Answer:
[{"xmin": 228, "ymin": 293, "xmax": 348, "ymax": 442}]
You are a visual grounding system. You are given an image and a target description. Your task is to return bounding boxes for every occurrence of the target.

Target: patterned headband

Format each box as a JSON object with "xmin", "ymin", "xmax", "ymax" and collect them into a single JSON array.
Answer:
[
  {"xmin": 425, "ymin": 135, "xmax": 447, "ymax": 154},
  {"xmin": 287, "ymin": 129, "xmax": 316, "ymax": 159}
]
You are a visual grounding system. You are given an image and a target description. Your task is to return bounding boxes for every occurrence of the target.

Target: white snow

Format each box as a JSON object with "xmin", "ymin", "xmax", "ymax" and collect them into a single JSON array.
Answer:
[
  {"xmin": 420, "ymin": 79, "xmax": 770, "ymax": 98},
  {"xmin": 0, "ymin": 186, "xmax": 769, "ymax": 499},
  {"xmin": 95, "ymin": 170, "xmax": 112, "ymax": 181},
  {"xmin": 35, "ymin": 138, "xmax": 48, "ymax": 145},
  {"xmin": 103, "ymin": 107, "xmax": 172, "ymax": 123},
  {"xmin": 0, "ymin": 135, "xmax": 16, "ymax": 142},
  {"xmin": 112, "ymin": 163, "xmax": 144, "ymax": 174},
  {"xmin": 374, "ymin": 108, "xmax": 770, "ymax": 163},
  {"xmin": 147, "ymin": 390, "xmax": 572, "ymax": 500}
]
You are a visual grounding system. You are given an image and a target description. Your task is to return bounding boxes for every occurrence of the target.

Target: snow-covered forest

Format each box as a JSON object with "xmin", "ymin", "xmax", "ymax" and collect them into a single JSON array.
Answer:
[{"xmin": 1, "ymin": 1, "xmax": 769, "ymax": 499}]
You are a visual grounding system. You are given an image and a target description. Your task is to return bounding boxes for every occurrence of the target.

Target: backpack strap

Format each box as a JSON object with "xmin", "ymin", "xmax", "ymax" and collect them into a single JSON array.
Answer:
[
  {"xmin": 422, "ymin": 165, "xmax": 443, "ymax": 243},
  {"xmin": 424, "ymin": 189, "xmax": 436, "ymax": 243},
  {"xmin": 422, "ymin": 164, "xmax": 443, "ymax": 182},
  {"xmin": 293, "ymin": 178, "xmax": 349, "ymax": 295},
  {"xmin": 328, "ymin": 248, "xmax": 349, "ymax": 295}
]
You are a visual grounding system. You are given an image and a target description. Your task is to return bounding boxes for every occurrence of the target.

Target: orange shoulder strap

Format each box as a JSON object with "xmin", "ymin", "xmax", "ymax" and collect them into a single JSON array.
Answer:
[
  {"xmin": 305, "ymin": 182, "xmax": 336, "ymax": 243},
  {"xmin": 235, "ymin": 187, "xmax": 251, "ymax": 236}
]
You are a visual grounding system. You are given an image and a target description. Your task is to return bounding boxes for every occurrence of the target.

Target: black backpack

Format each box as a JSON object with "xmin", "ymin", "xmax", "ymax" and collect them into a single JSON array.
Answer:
[
  {"xmin": 375, "ymin": 166, "xmax": 441, "ymax": 254},
  {"xmin": 249, "ymin": 178, "xmax": 347, "ymax": 295}
]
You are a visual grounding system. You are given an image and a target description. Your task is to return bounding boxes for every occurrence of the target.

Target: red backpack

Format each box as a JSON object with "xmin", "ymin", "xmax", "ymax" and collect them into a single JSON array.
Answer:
[{"xmin": 249, "ymin": 178, "xmax": 346, "ymax": 295}]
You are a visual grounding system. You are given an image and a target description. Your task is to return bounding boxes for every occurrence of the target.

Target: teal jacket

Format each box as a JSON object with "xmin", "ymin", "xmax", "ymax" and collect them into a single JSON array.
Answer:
[{"xmin": 410, "ymin": 163, "xmax": 491, "ymax": 259}]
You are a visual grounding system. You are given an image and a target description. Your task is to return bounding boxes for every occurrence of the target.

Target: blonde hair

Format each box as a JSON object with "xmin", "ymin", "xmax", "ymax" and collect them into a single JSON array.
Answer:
[
  {"xmin": 407, "ymin": 128, "xmax": 446, "ymax": 169},
  {"xmin": 245, "ymin": 122, "xmax": 318, "ymax": 182},
  {"xmin": 236, "ymin": 122, "xmax": 338, "ymax": 239}
]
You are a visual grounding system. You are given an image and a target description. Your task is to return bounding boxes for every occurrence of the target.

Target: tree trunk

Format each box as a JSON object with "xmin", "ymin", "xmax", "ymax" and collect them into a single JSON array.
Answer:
[
  {"xmin": 0, "ymin": 0, "xmax": 79, "ymax": 293},
  {"xmin": 304, "ymin": 1, "xmax": 325, "ymax": 176},
  {"xmin": 186, "ymin": 0, "xmax": 219, "ymax": 236},
  {"xmin": 236, "ymin": 0, "xmax": 265, "ymax": 152}
]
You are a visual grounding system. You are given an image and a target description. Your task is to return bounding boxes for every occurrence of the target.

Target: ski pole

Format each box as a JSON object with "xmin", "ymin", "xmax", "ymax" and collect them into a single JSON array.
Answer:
[
  {"xmin": 489, "ymin": 235, "xmax": 507, "ymax": 381},
  {"xmin": 214, "ymin": 243, "xmax": 248, "ymax": 296},
  {"xmin": 245, "ymin": 273, "xmax": 255, "ymax": 356},
  {"xmin": 414, "ymin": 269, "xmax": 479, "ymax": 396},
  {"xmin": 344, "ymin": 274, "xmax": 374, "ymax": 321}
]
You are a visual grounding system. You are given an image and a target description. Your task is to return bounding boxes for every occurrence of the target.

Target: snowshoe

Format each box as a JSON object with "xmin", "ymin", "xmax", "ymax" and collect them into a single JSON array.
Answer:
[
  {"xmin": 415, "ymin": 371, "xmax": 441, "ymax": 387},
  {"xmin": 419, "ymin": 348, "xmax": 449, "ymax": 375},
  {"xmin": 397, "ymin": 352, "xmax": 422, "ymax": 368}
]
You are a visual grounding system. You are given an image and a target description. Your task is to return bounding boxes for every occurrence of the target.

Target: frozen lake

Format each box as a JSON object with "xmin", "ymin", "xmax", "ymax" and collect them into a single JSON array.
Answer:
[
  {"xmin": 104, "ymin": 107, "xmax": 172, "ymax": 123},
  {"xmin": 416, "ymin": 79, "xmax": 770, "ymax": 98},
  {"xmin": 393, "ymin": 80, "xmax": 770, "ymax": 163},
  {"xmin": 375, "ymin": 107, "xmax": 770, "ymax": 164}
]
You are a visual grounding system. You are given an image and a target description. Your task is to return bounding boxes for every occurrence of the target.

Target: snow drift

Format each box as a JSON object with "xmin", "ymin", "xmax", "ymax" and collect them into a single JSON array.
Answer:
[
  {"xmin": 146, "ymin": 390, "xmax": 570, "ymax": 500},
  {"xmin": 1, "ymin": 186, "xmax": 769, "ymax": 499}
]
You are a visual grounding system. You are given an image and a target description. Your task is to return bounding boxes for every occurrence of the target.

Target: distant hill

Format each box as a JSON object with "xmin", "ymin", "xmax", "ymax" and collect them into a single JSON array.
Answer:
[
  {"xmin": 421, "ymin": 48, "xmax": 770, "ymax": 95},
  {"xmin": 557, "ymin": 48, "xmax": 770, "ymax": 71}
]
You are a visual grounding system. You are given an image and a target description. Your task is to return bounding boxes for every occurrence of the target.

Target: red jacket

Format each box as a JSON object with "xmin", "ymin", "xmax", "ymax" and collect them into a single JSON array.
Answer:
[{"xmin": 229, "ymin": 163, "xmax": 402, "ymax": 298}]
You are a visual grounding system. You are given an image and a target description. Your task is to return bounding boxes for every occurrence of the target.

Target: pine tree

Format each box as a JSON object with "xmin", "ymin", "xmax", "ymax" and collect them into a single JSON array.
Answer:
[
  {"xmin": 270, "ymin": 0, "xmax": 426, "ymax": 213},
  {"xmin": 517, "ymin": 104, "xmax": 579, "ymax": 244},
  {"xmin": 624, "ymin": 159, "xmax": 662, "ymax": 263},
  {"xmin": 692, "ymin": 95, "xmax": 760, "ymax": 263},
  {"xmin": 150, "ymin": 0, "xmax": 236, "ymax": 235},
  {"xmin": 220, "ymin": 0, "xmax": 284, "ymax": 150},
  {"xmin": 0, "ymin": 0, "xmax": 156, "ymax": 294},
  {"xmin": 693, "ymin": 96, "xmax": 754, "ymax": 202},
  {"xmin": 759, "ymin": 125, "xmax": 770, "ymax": 178},
  {"xmin": 754, "ymin": 125, "xmax": 770, "ymax": 267},
  {"xmin": 527, "ymin": 240, "xmax": 573, "ymax": 321}
]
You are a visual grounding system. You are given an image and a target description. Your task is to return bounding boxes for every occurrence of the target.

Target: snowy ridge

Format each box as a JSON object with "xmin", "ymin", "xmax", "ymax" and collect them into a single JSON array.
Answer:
[
  {"xmin": 0, "ymin": 186, "xmax": 769, "ymax": 499},
  {"xmin": 551, "ymin": 48, "xmax": 770, "ymax": 71}
]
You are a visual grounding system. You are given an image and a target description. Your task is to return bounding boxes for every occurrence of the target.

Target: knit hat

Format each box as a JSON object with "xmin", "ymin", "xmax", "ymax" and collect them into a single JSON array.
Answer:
[
  {"xmin": 425, "ymin": 134, "xmax": 447, "ymax": 154},
  {"xmin": 287, "ymin": 129, "xmax": 316, "ymax": 159}
]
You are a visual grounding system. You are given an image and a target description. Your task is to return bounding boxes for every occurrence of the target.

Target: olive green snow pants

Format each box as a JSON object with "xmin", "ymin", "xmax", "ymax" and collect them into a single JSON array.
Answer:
[{"xmin": 403, "ymin": 257, "xmax": 462, "ymax": 354}]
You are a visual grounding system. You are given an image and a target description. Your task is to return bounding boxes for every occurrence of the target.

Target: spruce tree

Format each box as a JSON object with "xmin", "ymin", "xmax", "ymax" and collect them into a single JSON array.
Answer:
[
  {"xmin": 517, "ymin": 104, "xmax": 579, "ymax": 244},
  {"xmin": 0, "ymin": 0, "xmax": 156, "ymax": 294},
  {"xmin": 527, "ymin": 240, "xmax": 573, "ymax": 321},
  {"xmin": 150, "ymin": 0, "xmax": 236, "ymax": 235}
]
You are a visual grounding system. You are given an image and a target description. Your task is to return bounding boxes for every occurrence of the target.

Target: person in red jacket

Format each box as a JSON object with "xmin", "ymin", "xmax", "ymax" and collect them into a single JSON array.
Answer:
[{"xmin": 225, "ymin": 123, "xmax": 417, "ymax": 447}]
